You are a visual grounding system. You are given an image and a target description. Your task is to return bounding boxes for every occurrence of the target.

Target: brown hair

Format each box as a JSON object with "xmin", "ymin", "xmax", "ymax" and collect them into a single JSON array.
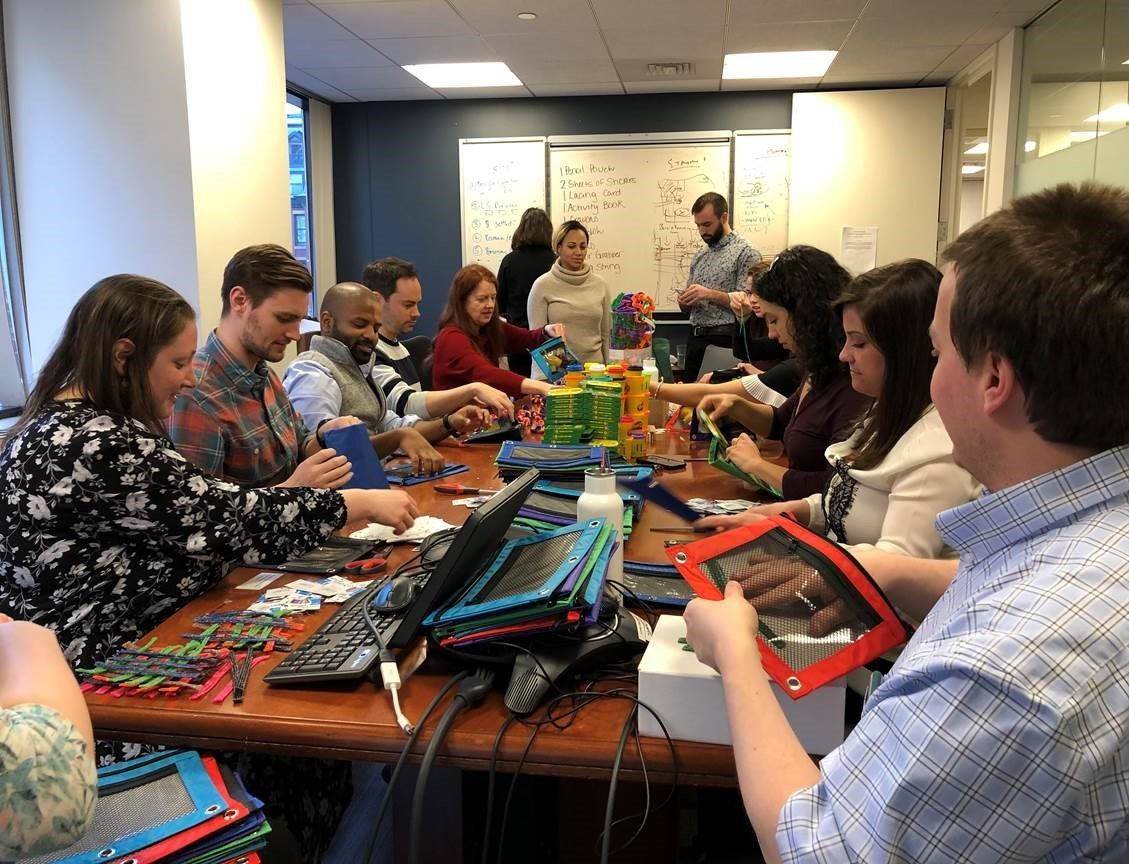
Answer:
[
  {"xmin": 692, "ymin": 192, "xmax": 729, "ymax": 217},
  {"xmin": 836, "ymin": 259, "xmax": 942, "ymax": 470},
  {"xmin": 221, "ymin": 243, "xmax": 312, "ymax": 314},
  {"xmin": 14, "ymin": 275, "xmax": 195, "ymax": 437},
  {"xmin": 437, "ymin": 264, "xmax": 505, "ymax": 364},
  {"xmin": 754, "ymin": 245, "xmax": 852, "ymax": 390},
  {"xmin": 552, "ymin": 220, "xmax": 589, "ymax": 251},
  {"xmin": 361, "ymin": 257, "xmax": 419, "ymax": 299},
  {"xmin": 511, "ymin": 208, "xmax": 553, "ymax": 250},
  {"xmin": 941, "ymin": 182, "xmax": 1129, "ymax": 450}
]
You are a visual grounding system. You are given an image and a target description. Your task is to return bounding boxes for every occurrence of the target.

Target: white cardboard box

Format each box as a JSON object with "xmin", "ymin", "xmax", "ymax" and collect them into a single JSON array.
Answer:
[{"xmin": 637, "ymin": 614, "xmax": 846, "ymax": 756}]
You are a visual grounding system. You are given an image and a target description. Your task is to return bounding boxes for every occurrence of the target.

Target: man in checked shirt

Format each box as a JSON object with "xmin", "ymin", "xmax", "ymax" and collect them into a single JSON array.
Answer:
[{"xmin": 684, "ymin": 182, "xmax": 1129, "ymax": 863}]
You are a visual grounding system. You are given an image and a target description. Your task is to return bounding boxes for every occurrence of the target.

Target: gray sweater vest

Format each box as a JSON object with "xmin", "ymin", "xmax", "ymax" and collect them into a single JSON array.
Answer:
[{"xmin": 296, "ymin": 335, "xmax": 387, "ymax": 435}]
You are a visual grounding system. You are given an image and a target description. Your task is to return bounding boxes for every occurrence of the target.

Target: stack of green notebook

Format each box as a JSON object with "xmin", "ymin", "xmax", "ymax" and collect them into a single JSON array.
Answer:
[
  {"xmin": 543, "ymin": 387, "xmax": 593, "ymax": 444},
  {"xmin": 584, "ymin": 379, "xmax": 623, "ymax": 440}
]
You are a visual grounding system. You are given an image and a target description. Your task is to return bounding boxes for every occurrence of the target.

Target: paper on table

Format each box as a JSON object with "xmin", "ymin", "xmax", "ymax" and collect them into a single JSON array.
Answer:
[
  {"xmin": 841, "ymin": 226, "xmax": 878, "ymax": 275},
  {"xmin": 349, "ymin": 514, "xmax": 458, "ymax": 544}
]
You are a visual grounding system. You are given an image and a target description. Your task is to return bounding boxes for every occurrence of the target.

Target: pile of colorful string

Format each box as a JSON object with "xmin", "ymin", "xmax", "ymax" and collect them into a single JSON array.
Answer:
[{"xmin": 610, "ymin": 291, "xmax": 656, "ymax": 349}]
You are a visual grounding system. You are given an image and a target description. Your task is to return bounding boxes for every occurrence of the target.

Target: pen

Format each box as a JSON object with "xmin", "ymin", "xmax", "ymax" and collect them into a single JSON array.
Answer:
[
  {"xmin": 435, "ymin": 483, "xmax": 499, "ymax": 495},
  {"xmin": 648, "ymin": 526, "xmax": 714, "ymax": 534}
]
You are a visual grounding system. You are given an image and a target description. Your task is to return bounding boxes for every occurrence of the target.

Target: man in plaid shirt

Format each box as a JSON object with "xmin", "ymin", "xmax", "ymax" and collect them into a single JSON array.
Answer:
[
  {"xmin": 684, "ymin": 183, "xmax": 1129, "ymax": 863},
  {"xmin": 170, "ymin": 244, "xmax": 441, "ymax": 487}
]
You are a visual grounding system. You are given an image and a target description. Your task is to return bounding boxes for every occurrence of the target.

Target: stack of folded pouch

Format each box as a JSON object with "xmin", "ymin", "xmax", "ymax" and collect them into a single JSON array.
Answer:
[
  {"xmin": 31, "ymin": 749, "xmax": 269, "ymax": 864},
  {"xmin": 514, "ymin": 478, "xmax": 642, "ymax": 537},
  {"xmin": 424, "ymin": 517, "xmax": 617, "ymax": 647},
  {"xmin": 494, "ymin": 441, "xmax": 608, "ymax": 481}
]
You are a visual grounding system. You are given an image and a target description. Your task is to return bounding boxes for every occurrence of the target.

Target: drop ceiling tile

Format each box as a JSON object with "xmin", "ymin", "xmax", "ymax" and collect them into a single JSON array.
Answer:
[
  {"xmin": 446, "ymin": 0, "xmax": 602, "ymax": 36},
  {"xmin": 508, "ymin": 56, "xmax": 620, "ymax": 84},
  {"xmin": 343, "ymin": 87, "xmax": 442, "ymax": 101},
  {"xmin": 300, "ymin": 64, "xmax": 431, "ymax": 89},
  {"xmin": 930, "ymin": 43, "xmax": 994, "ymax": 77},
  {"xmin": 486, "ymin": 31, "xmax": 617, "ymax": 63},
  {"xmin": 286, "ymin": 66, "xmax": 358, "ymax": 100},
  {"xmin": 725, "ymin": 19, "xmax": 855, "ymax": 52},
  {"xmin": 829, "ymin": 44, "xmax": 957, "ymax": 75},
  {"xmin": 728, "ymin": 0, "xmax": 868, "ymax": 22},
  {"xmin": 527, "ymin": 82, "xmax": 625, "ymax": 96},
  {"xmin": 436, "ymin": 86, "xmax": 533, "ymax": 99},
  {"xmin": 283, "ymin": 3, "xmax": 358, "ymax": 41},
  {"xmin": 284, "ymin": 38, "xmax": 395, "ymax": 67},
  {"xmin": 622, "ymin": 78, "xmax": 721, "ymax": 93},
  {"xmin": 819, "ymin": 73, "xmax": 927, "ymax": 86},
  {"xmin": 366, "ymin": 35, "xmax": 497, "ymax": 64},
  {"xmin": 591, "ymin": 0, "xmax": 726, "ymax": 59},
  {"xmin": 316, "ymin": 1, "xmax": 477, "ymax": 39},
  {"xmin": 848, "ymin": 0, "xmax": 1001, "ymax": 49}
]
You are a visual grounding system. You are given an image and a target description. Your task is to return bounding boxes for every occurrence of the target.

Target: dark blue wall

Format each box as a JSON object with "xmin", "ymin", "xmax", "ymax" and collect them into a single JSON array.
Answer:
[{"xmin": 332, "ymin": 91, "xmax": 791, "ymax": 335}]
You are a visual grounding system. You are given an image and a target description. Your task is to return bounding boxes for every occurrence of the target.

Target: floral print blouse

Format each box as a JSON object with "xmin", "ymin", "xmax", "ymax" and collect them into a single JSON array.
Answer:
[
  {"xmin": 0, "ymin": 402, "xmax": 346, "ymax": 761},
  {"xmin": 0, "ymin": 703, "xmax": 97, "ymax": 859}
]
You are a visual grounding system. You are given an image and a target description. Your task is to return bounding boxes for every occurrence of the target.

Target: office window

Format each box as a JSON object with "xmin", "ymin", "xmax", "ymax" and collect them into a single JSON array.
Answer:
[
  {"xmin": 1015, "ymin": 0, "xmax": 1129, "ymax": 194},
  {"xmin": 286, "ymin": 92, "xmax": 316, "ymax": 316},
  {"xmin": 0, "ymin": 18, "xmax": 29, "ymax": 416}
]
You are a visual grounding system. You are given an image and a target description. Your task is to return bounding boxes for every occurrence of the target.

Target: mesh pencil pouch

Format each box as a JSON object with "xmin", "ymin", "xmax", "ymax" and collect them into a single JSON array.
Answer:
[{"xmin": 666, "ymin": 516, "xmax": 910, "ymax": 698}]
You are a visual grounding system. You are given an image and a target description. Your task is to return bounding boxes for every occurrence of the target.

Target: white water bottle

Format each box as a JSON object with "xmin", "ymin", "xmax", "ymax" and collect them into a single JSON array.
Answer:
[{"xmin": 576, "ymin": 467, "xmax": 624, "ymax": 601}]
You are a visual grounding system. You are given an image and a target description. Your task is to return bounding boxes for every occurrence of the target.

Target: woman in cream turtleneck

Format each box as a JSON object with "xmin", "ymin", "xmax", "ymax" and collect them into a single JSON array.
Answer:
[{"xmin": 527, "ymin": 220, "xmax": 610, "ymax": 372}]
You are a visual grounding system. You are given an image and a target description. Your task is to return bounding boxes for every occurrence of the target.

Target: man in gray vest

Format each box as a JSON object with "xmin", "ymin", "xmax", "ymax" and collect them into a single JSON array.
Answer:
[{"xmin": 283, "ymin": 283, "xmax": 489, "ymax": 474}]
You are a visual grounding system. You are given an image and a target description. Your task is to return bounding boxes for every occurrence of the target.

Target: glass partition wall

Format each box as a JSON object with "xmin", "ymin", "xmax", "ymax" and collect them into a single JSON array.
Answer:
[{"xmin": 1016, "ymin": 0, "xmax": 1129, "ymax": 194}]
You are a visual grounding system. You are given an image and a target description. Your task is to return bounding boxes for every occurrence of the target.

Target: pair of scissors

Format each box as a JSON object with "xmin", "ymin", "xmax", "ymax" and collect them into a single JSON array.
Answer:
[{"xmin": 343, "ymin": 556, "xmax": 388, "ymax": 575}]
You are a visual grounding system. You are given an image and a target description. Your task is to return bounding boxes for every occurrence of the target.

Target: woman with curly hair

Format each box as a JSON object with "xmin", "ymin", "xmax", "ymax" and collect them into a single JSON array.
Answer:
[{"xmin": 699, "ymin": 246, "xmax": 872, "ymax": 498}]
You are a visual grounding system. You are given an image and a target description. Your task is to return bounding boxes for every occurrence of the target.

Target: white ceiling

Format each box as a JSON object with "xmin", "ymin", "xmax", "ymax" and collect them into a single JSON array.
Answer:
[{"xmin": 283, "ymin": 0, "xmax": 1058, "ymax": 102}]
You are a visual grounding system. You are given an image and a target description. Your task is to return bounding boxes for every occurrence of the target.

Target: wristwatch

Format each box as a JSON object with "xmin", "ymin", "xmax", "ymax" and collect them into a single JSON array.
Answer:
[
  {"xmin": 441, "ymin": 414, "xmax": 456, "ymax": 436},
  {"xmin": 315, "ymin": 418, "xmax": 331, "ymax": 448}
]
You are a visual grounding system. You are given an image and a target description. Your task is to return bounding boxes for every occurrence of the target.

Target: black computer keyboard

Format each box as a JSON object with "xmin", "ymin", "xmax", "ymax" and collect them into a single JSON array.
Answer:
[{"xmin": 264, "ymin": 577, "xmax": 412, "ymax": 686}]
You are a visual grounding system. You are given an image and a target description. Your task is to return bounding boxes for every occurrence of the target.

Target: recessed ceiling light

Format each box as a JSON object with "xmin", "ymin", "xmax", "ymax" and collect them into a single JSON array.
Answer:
[
  {"xmin": 403, "ymin": 62, "xmax": 522, "ymax": 88},
  {"xmin": 963, "ymin": 142, "xmax": 989, "ymax": 155},
  {"xmin": 1123, "ymin": 57, "xmax": 1129, "ymax": 65},
  {"xmin": 1084, "ymin": 103, "xmax": 1129, "ymax": 123},
  {"xmin": 516, "ymin": 11, "xmax": 537, "ymax": 20},
  {"xmin": 1024, "ymin": 140, "xmax": 1037, "ymax": 153},
  {"xmin": 1069, "ymin": 129, "xmax": 1111, "ymax": 142},
  {"xmin": 961, "ymin": 164, "xmax": 985, "ymax": 175},
  {"xmin": 722, "ymin": 51, "xmax": 837, "ymax": 79}
]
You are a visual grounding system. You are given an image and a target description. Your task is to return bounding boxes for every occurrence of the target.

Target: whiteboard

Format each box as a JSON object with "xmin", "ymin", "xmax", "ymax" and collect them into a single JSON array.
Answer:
[
  {"xmin": 732, "ymin": 130, "xmax": 790, "ymax": 259},
  {"xmin": 458, "ymin": 138, "xmax": 546, "ymax": 277},
  {"xmin": 549, "ymin": 134, "xmax": 732, "ymax": 312}
]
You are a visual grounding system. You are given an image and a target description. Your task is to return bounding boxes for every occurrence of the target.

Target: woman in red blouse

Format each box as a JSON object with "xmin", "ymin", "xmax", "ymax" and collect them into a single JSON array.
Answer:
[{"xmin": 431, "ymin": 264, "xmax": 565, "ymax": 398}]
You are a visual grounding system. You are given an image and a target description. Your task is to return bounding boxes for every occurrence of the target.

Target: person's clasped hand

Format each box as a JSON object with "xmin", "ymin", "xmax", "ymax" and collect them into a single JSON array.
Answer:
[
  {"xmin": 683, "ymin": 581, "xmax": 760, "ymax": 674},
  {"xmin": 448, "ymin": 405, "xmax": 492, "ymax": 435},
  {"xmin": 283, "ymin": 448, "xmax": 352, "ymax": 489},
  {"xmin": 399, "ymin": 429, "xmax": 445, "ymax": 475},
  {"xmin": 726, "ymin": 433, "xmax": 764, "ymax": 473},
  {"xmin": 734, "ymin": 550, "xmax": 854, "ymax": 638}
]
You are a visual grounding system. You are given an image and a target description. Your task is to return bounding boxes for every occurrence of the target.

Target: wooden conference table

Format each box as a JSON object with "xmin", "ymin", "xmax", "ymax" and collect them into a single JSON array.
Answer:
[{"xmin": 87, "ymin": 430, "xmax": 767, "ymax": 788}]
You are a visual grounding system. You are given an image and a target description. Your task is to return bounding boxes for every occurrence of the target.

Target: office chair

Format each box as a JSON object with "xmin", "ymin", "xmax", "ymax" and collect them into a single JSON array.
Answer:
[{"xmin": 402, "ymin": 334, "xmax": 433, "ymax": 390}]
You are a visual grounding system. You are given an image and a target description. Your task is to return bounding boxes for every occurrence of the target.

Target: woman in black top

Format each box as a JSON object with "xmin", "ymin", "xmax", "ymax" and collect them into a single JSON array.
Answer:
[{"xmin": 497, "ymin": 207, "xmax": 556, "ymax": 376}]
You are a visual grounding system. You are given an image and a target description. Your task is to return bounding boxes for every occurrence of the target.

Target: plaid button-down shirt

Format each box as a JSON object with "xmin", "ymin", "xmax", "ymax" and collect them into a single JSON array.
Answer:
[
  {"xmin": 778, "ymin": 445, "xmax": 1129, "ymax": 862},
  {"xmin": 169, "ymin": 331, "xmax": 310, "ymax": 487}
]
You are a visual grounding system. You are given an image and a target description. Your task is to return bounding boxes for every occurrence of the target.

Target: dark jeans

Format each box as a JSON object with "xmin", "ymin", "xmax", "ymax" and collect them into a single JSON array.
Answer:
[{"xmin": 685, "ymin": 328, "xmax": 734, "ymax": 381}]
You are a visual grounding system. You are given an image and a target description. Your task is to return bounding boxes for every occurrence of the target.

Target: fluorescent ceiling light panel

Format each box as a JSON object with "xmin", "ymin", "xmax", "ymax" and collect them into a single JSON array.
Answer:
[
  {"xmin": 1069, "ymin": 129, "xmax": 1111, "ymax": 142},
  {"xmin": 963, "ymin": 142, "xmax": 989, "ymax": 155},
  {"xmin": 723, "ymin": 51, "xmax": 837, "ymax": 79},
  {"xmin": 961, "ymin": 164, "xmax": 985, "ymax": 175},
  {"xmin": 1024, "ymin": 140, "xmax": 1037, "ymax": 153},
  {"xmin": 1084, "ymin": 103, "xmax": 1129, "ymax": 123},
  {"xmin": 403, "ymin": 62, "xmax": 522, "ymax": 88}
]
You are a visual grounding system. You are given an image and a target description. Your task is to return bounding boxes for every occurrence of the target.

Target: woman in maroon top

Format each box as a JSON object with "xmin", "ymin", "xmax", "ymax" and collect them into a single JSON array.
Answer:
[
  {"xmin": 700, "ymin": 246, "xmax": 872, "ymax": 499},
  {"xmin": 431, "ymin": 264, "xmax": 564, "ymax": 398}
]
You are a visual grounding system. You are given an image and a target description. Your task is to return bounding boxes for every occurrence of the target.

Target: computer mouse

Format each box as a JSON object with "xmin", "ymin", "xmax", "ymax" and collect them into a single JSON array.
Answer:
[{"xmin": 372, "ymin": 576, "xmax": 415, "ymax": 612}]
